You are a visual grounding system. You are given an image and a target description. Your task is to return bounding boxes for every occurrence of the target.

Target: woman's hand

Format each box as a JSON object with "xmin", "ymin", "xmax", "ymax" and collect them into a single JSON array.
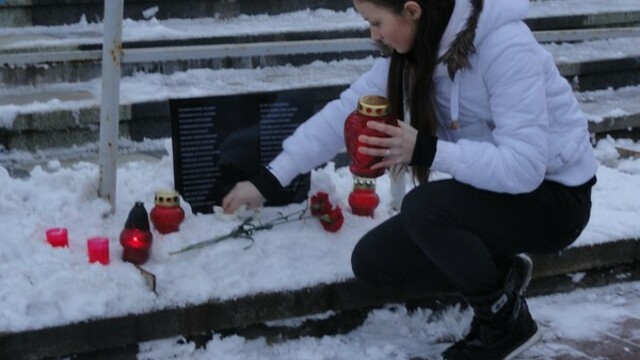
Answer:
[
  {"xmin": 222, "ymin": 181, "xmax": 266, "ymax": 214},
  {"xmin": 358, "ymin": 119, "xmax": 417, "ymax": 170}
]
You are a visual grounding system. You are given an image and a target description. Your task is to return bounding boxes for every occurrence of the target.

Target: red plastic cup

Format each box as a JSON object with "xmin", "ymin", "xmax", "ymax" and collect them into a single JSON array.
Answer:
[
  {"xmin": 46, "ymin": 228, "xmax": 69, "ymax": 248},
  {"xmin": 87, "ymin": 237, "xmax": 110, "ymax": 265}
]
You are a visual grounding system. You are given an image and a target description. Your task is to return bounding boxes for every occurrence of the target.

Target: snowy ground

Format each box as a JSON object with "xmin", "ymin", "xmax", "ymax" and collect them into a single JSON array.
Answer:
[
  {"xmin": 1, "ymin": 1, "xmax": 640, "ymax": 359},
  {"xmin": 1, "ymin": 136, "xmax": 640, "ymax": 336},
  {"xmin": 137, "ymin": 280, "xmax": 640, "ymax": 360}
]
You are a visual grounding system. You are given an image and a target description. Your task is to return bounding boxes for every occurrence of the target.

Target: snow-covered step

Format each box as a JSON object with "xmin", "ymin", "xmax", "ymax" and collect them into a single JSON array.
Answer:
[
  {"xmin": 2, "ymin": 1, "xmax": 640, "ymax": 86},
  {"xmin": 0, "ymin": 39, "xmax": 378, "ymax": 87},
  {"xmin": 1, "ymin": 59, "xmax": 639, "ymax": 154},
  {"xmin": 2, "ymin": 29, "xmax": 640, "ymax": 89},
  {"xmin": 1, "ymin": 1, "xmax": 640, "ymax": 153},
  {"xmin": 0, "ymin": 238, "xmax": 637, "ymax": 359},
  {"xmin": 0, "ymin": 0, "xmax": 354, "ymax": 28},
  {"xmin": 579, "ymin": 86, "xmax": 640, "ymax": 135},
  {"xmin": 2, "ymin": 0, "xmax": 639, "ymax": 28},
  {"xmin": 2, "ymin": 4, "xmax": 639, "ymax": 52},
  {"xmin": 550, "ymin": 36, "xmax": 640, "ymax": 91}
]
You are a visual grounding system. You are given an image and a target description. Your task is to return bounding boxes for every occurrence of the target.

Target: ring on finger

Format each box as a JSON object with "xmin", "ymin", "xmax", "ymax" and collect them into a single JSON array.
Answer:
[{"xmin": 384, "ymin": 149, "xmax": 391, "ymax": 158}]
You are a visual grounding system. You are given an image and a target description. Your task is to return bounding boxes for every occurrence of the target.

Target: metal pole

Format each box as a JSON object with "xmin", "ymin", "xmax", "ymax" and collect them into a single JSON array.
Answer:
[{"xmin": 98, "ymin": 0, "xmax": 124, "ymax": 213}]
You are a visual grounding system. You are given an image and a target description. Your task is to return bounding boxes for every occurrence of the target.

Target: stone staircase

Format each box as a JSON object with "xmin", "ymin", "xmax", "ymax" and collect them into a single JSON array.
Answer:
[
  {"xmin": 1, "ymin": 1, "xmax": 640, "ymax": 358},
  {"xmin": 0, "ymin": 0, "xmax": 354, "ymax": 27},
  {"xmin": 1, "ymin": 0, "xmax": 640, "ymax": 162}
]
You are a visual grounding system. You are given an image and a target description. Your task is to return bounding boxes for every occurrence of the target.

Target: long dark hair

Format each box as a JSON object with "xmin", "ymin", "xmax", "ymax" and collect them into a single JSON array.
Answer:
[{"xmin": 366, "ymin": 0, "xmax": 454, "ymax": 183}]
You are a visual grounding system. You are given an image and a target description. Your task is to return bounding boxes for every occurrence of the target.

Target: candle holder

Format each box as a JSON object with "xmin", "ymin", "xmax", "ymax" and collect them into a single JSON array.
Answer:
[
  {"xmin": 120, "ymin": 202, "xmax": 153, "ymax": 265},
  {"xmin": 344, "ymin": 95, "xmax": 395, "ymax": 216},
  {"xmin": 87, "ymin": 237, "xmax": 110, "ymax": 265},
  {"xmin": 150, "ymin": 189, "xmax": 185, "ymax": 234},
  {"xmin": 46, "ymin": 227, "xmax": 69, "ymax": 248}
]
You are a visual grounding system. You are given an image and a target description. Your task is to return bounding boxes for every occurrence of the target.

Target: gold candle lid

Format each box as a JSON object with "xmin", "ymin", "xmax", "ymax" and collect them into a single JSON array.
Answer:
[
  {"xmin": 353, "ymin": 176, "xmax": 377, "ymax": 190},
  {"xmin": 154, "ymin": 189, "xmax": 181, "ymax": 207},
  {"xmin": 357, "ymin": 95, "xmax": 388, "ymax": 117}
]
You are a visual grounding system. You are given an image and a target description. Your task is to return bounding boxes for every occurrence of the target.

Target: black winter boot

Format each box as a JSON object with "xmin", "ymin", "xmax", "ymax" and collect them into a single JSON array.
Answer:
[
  {"xmin": 442, "ymin": 254, "xmax": 540, "ymax": 360},
  {"xmin": 442, "ymin": 255, "xmax": 533, "ymax": 358}
]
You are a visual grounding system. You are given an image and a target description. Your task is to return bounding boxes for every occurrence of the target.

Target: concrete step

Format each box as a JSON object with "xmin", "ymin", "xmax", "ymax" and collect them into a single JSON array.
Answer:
[
  {"xmin": 0, "ymin": 238, "xmax": 637, "ymax": 359},
  {"xmin": 2, "ymin": 3, "xmax": 639, "ymax": 156},
  {"xmin": 3, "ymin": 27, "xmax": 640, "ymax": 86},
  {"xmin": 1, "ymin": 50, "xmax": 640, "ymax": 154},
  {"xmin": 2, "ymin": 5, "xmax": 640, "ymax": 86},
  {"xmin": 527, "ymin": 8, "xmax": 640, "ymax": 31},
  {"xmin": 0, "ymin": 0, "xmax": 354, "ymax": 28},
  {"xmin": 2, "ymin": 0, "xmax": 640, "ymax": 28},
  {"xmin": 0, "ymin": 40, "xmax": 377, "ymax": 87}
]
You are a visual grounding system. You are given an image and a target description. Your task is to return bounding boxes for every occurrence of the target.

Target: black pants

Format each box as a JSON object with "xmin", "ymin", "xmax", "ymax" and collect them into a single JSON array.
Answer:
[{"xmin": 351, "ymin": 177, "xmax": 595, "ymax": 296}]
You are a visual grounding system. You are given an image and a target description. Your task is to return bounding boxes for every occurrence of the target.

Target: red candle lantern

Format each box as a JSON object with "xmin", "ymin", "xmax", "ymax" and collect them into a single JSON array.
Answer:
[
  {"xmin": 150, "ymin": 189, "xmax": 185, "ymax": 234},
  {"xmin": 344, "ymin": 95, "xmax": 396, "ymax": 216},
  {"xmin": 46, "ymin": 227, "xmax": 69, "ymax": 248},
  {"xmin": 120, "ymin": 202, "xmax": 153, "ymax": 265},
  {"xmin": 87, "ymin": 237, "xmax": 110, "ymax": 265}
]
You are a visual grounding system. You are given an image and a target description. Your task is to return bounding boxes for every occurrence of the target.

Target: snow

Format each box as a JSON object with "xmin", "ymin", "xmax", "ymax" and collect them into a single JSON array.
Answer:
[
  {"xmin": 1, "ymin": 0, "xmax": 640, "ymax": 49},
  {"xmin": 1, "ymin": 1, "xmax": 640, "ymax": 358},
  {"xmin": 0, "ymin": 59, "xmax": 376, "ymax": 129},
  {"xmin": 546, "ymin": 37, "xmax": 640, "ymax": 64},
  {"xmin": 577, "ymin": 86, "xmax": 640, "ymax": 123},
  {"xmin": 1, "ymin": 136, "xmax": 640, "ymax": 337},
  {"xmin": 0, "ymin": 8, "xmax": 367, "ymax": 49},
  {"xmin": 137, "ymin": 281, "xmax": 640, "ymax": 359},
  {"xmin": 2, "ymin": 1, "xmax": 640, "ymax": 128},
  {"xmin": 2, "ymin": 55, "xmax": 640, "ymax": 130},
  {"xmin": 528, "ymin": 0, "xmax": 640, "ymax": 17}
]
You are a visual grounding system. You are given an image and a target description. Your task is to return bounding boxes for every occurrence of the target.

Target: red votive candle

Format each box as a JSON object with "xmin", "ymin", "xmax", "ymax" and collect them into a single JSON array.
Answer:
[
  {"xmin": 46, "ymin": 228, "xmax": 69, "ymax": 248},
  {"xmin": 87, "ymin": 237, "xmax": 110, "ymax": 265}
]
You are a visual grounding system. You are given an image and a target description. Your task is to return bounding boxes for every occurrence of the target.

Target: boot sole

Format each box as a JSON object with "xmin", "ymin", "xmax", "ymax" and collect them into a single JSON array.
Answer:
[
  {"xmin": 515, "ymin": 254, "xmax": 533, "ymax": 295},
  {"xmin": 503, "ymin": 326, "xmax": 543, "ymax": 360}
]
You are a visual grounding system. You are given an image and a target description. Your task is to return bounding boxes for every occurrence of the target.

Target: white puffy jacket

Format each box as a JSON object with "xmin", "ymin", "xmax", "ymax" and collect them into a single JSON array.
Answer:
[{"xmin": 268, "ymin": 0, "xmax": 597, "ymax": 194}]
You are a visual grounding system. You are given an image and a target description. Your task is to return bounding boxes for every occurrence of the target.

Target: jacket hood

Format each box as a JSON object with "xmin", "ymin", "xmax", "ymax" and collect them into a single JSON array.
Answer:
[{"xmin": 439, "ymin": 0, "xmax": 530, "ymax": 79}]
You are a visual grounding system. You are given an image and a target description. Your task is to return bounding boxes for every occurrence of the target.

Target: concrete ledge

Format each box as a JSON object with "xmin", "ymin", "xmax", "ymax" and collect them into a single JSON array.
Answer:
[
  {"xmin": 2, "ymin": 13, "xmax": 639, "ymax": 86},
  {"xmin": 3, "ymin": 80, "xmax": 640, "ymax": 152},
  {"xmin": 0, "ymin": 48, "xmax": 377, "ymax": 87},
  {"xmin": 2, "ymin": 106, "xmax": 132, "ymax": 150},
  {"xmin": 0, "ymin": 238, "xmax": 637, "ymax": 360},
  {"xmin": 531, "ymin": 238, "xmax": 640, "ymax": 277},
  {"xmin": 589, "ymin": 113, "xmax": 640, "ymax": 134},
  {"xmin": 0, "ymin": 8, "xmax": 31, "ymax": 28},
  {"xmin": 10, "ymin": 106, "xmax": 130, "ymax": 132},
  {"xmin": 525, "ymin": 11, "xmax": 640, "ymax": 31},
  {"xmin": 558, "ymin": 57, "xmax": 640, "ymax": 91},
  {"xmin": 2, "ymin": 1, "xmax": 638, "ymax": 29},
  {"xmin": 2, "ymin": 85, "xmax": 347, "ymax": 151},
  {"xmin": 0, "ymin": 0, "xmax": 353, "ymax": 27}
]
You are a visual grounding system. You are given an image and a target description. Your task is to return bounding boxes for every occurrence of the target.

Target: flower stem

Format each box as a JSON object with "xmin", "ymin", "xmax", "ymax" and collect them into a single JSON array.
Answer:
[{"xmin": 169, "ymin": 208, "xmax": 310, "ymax": 255}]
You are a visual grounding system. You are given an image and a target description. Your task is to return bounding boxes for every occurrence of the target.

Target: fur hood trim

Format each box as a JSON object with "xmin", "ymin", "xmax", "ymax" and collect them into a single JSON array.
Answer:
[{"xmin": 440, "ymin": 0, "xmax": 484, "ymax": 80}]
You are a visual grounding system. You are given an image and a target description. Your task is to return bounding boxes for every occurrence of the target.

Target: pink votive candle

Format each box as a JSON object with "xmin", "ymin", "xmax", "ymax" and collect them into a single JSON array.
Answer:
[
  {"xmin": 87, "ymin": 237, "xmax": 110, "ymax": 265},
  {"xmin": 46, "ymin": 228, "xmax": 69, "ymax": 248}
]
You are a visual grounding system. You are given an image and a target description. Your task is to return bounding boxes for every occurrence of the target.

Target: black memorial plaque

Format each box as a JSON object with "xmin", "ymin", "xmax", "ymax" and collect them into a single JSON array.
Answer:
[{"xmin": 170, "ymin": 89, "xmax": 315, "ymax": 214}]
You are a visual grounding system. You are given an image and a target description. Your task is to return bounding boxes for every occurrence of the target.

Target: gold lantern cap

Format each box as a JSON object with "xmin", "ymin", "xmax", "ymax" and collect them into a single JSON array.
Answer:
[
  {"xmin": 154, "ymin": 189, "xmax": 181, "ymax": 207},
  {"xmin": 353, "ymin": 176, "xmax": 377, "ymax": 190},
  {"xmin": 357, "ymin": 95, "xmax": 388, "ymax": 117}
]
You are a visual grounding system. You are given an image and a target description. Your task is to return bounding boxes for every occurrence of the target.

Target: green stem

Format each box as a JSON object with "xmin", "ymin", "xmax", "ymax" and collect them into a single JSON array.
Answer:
[{"xmin": 169, "ymin": 208, "xmax": 310, "ymax": 255}]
